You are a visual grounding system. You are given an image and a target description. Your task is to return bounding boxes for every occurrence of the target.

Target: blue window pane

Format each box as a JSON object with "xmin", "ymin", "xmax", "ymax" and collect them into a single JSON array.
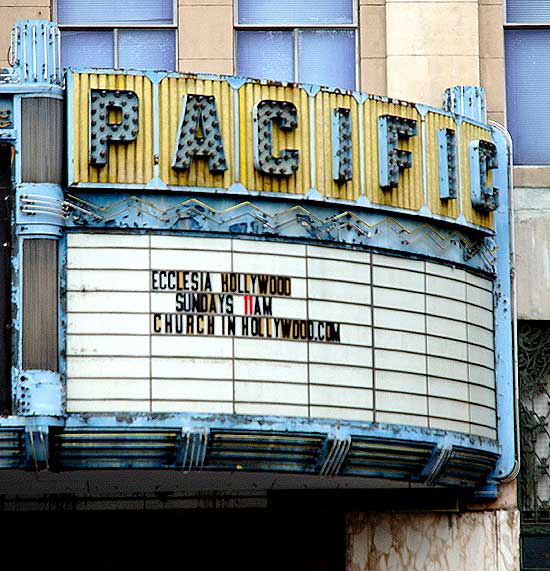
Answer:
[
  {"xmin": 61, "ymin": 31, "xmax": 113, "ymax": 68},
  {"xmin": 298, "ymin": 30, "xmax": 356, "ymax": 90},
  {"xmin": 118, "ymin": 30, "xmax": 176, "ymax": 70},
  {"xmin": 505, "ymin": 29, "xmax": 550, "ymax": 164},
  {"xmin": 58, "ymin": 0, "xmax": 173, "ymax": 25},
  {"xmin": 238, "ymin": 0, "xmax": 353, "ymax": 25},
  {"xmin": 236, "ymin": 31, "xmax": 294, "ymax": 82},
  {"xmin": 507, "ymin": 0, "xmax": 550, "ymax": 23}
]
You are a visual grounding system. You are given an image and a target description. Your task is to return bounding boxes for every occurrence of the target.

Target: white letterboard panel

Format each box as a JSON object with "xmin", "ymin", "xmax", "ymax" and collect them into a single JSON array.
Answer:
[{"xmin": 66, "ymin": 233, "xmax": 497, "ymax": 439}]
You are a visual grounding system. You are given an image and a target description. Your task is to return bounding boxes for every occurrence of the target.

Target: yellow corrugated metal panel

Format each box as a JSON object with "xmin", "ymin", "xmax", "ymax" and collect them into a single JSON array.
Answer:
[
  {"xmin": 314, "ymin": 91, "xmax": 360, "ymax": 201},
  {"xmin": 364, "ymin": 100, "xmax": 423, "ymax": 211},
  {"xmin": 459, "ymin": 121, "xmax": 494, "ymax": 230},
  {"xmin": 239, "ymin": 83, "xmax": 310, "ymax": 195},
  {"xmin": 158, "ymin": 76, "xmax": 234, "ymax": 189},
  {"xmin": 425, "ymin": 111, "xmax": 460, "ymax": 219},
  {"xmin": 71, "ymin": 72, "xmax": 154, "ymax": 185}
]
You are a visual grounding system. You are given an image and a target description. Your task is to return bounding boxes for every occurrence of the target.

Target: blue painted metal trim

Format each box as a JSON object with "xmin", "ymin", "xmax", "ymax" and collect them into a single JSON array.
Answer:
[
  {"xmin": 58, "ymin": 233, "xmax": 67, "ymax": 401},
  {"xmin": 356, "ymin": 97, "xmax": 370, "ymax": 206},
  {"xmin": 11, "ymin": 21, "xmax": 63, "ymax": 87},
  {"xmin": 12, "ymin": 234, "xmax": 22, "ymax": 408},
  {"xmin": 0, "ymin": 85, "xmax": 63, "ymax": 96},
  {"xmin": 468, "ymin": 140, "xmax": 499, "ymax": 213},
  {"xmin": 437, "ymin": 128, "xmax": 450, "ymax": 199},
  {"xmin": 227, "ymin": 77, "xmax": 247, "ymax": 90},
  {"xmin": 12, "ymin": 94, "xmax": 21, "ymax": 185},
  {"xmin": 308, "ymin": 88, "xmax": 317, "ymax": 195},
  {"xmin": 232, "ymin": 83, "xmax": 241, "ymax": 183},
  {"xmin": 418, "ymin": 444, "xmax": 453, "ymax": 485},
  {"xmin": 67, "ymin": 182, "xmax": 495, "ymax": 236},
  {"xmin": 301, "ymin": 84, "xmax": 320, "ymax": 97},
  {"xmin": 378, "ymin": 115, "xmax": 391, "ymax": 189},
  {"xmin": 59, "ymin": 413, "xmax": 500, "ymax": 454},
  {"xmin": 66, "ymin": 70, "xmax": 75, "ymax": 187},
  {"xmin": 23, "ymin": 424, "xmax": 49, "ymax": 470},
  {"xmin": 64, "ymin": 193, "xmax": 496, "ymax": 273},
  {"xmin": 490, "ymin": 124, "xmax": 516, "ymax": 480},
  {"xmin": 16, "ymin": 370, "xmax": 63, "ymax": 416},
  {"xmin": 419, "ymin": 116, "xmax": 430, "ymax": 214},
  {"xmin": 150, "ymin": 72, "xmax": 164, "ymax": 188},
  {"xmin": 437, "ymin": 128, "xmax": 457, "ymax": 200},
  {"xmin": 16, "ymin": 183, "xmax": 64, "ymax": 237},
  {"xmin": 0, "ymin": 414, "xmax": 500, "ymax": 486},
  {"xmin": 443, "ymin": 86, "xmax": 486, "ymax": 124}
]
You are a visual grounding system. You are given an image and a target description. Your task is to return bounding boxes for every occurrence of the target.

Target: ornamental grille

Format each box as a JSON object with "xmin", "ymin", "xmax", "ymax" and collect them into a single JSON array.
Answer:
[{"xmin": 518, "ymin": 320, "xmax": 550, "ymax": 524}]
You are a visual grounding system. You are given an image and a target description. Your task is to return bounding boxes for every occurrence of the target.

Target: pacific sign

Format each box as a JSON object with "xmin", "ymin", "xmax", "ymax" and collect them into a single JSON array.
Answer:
[{"xmin": 68, "ymin": 71, "xmax": 499, "ymax": 228}]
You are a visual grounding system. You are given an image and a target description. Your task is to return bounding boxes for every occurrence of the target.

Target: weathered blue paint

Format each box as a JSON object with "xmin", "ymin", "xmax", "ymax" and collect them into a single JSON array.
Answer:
[
  {"xmin": 232, "ymin": 82, "xmax": 243, "ymax": 184},
  {"xmin": 443, "ymin": 86, "xmax": 487, "ymax": 124},
  {"xmin": 16, "ymin": 183, "xmax": 64, "ymax": 237},
  {"xmin": 50, "ymin": 413, "xmax": 499, "ymax": 486},
  {"xmin": 468, "ymin": 139, "xmax": 499, "ymax": 212},
  {"xmin": 57, "ymin": 233, "xmax": 67, "ymax": 405},
  {"xmin": 10, "ymin": 21, "xmax": 63, "ymax": 87},
  {"xmin": 354, "ymin": 92, "xmax": 370, "ymax": 205},
  {"xmin": 490, "ymin": 123, "xmax": 517, "ymax": 480},
  {"xmin": 15, "ymin": 370, "xmax": 63, "ymax": 416},
  {"xmin": 65, "ymin": 71, "xmax": 75, "ymax": 187},
  {"xmin": 58, "ymin": 413, "xmax": 499, "ymax": 451},
  {"xmin": 301, "ymin": 84, "xmax": 321, "ymax": 199},
  {"xmin": 418, "ymin": 444, "xmax": 453, "ymax": 486},
  {"xmin": 0, "ymin": 411, "xmax": 501, "ymax": 489},
  {"xmin": 437, "ymin": 128, "xmax": 457, "ymax": 200},
  {"xmin": 332, "ymin": 107, "xmax": 352, "ymax": 182},
  {"xmin": 378, "ymin": 115, "xmax": 417, "ymax": 189},
  {"xmin": 64, "ymin": 193, "xmax": 495, "ymax": 272},
  {"xmin": 66, "ymin": 179, "xmax": 497, "ymax": 236}
]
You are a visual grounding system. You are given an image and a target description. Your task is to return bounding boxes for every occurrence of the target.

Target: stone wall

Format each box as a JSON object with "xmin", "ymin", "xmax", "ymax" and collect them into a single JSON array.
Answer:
[{"xmin": 347, "ymin": 509, "xmax": 520, "ymax": 571}]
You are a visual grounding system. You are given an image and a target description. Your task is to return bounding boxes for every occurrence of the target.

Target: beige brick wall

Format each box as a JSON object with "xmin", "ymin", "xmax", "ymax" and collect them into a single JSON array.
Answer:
[
  {"xmin": 359, "ymin": 0, "xmax": 505, "ymax": 119},
  {"xmin": 359, "ymin": 0, "xmax": 387, "ymax": 96},
  {"xmin": 386, "ymin": 0, "xmax": 480, "ymax": 106},
  {"xmin": 479, "ymin": 0, "xmax": 505, "ymax": 125},
  {"xmin": 178, "ymin": 0, "xmax": 233, "ymax": 75}
]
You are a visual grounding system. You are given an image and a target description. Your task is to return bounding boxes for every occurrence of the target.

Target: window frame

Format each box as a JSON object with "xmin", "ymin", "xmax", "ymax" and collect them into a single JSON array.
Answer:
[
  {"xmin": 54, "ymin": 1, "xmax": 178, "ymax": 69},
  {"xmin": 504, "ymin": 0, "xmax": 550, "ymax": 165},
  {"xmin": 233, "ymin": 0, "xmax": 359, "ymax": 90}
]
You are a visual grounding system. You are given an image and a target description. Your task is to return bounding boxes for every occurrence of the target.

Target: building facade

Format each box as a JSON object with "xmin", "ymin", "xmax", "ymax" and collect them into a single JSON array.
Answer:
[{"xmin": 0, "ymin": 2, "xmax": 523, "ymax": 570}]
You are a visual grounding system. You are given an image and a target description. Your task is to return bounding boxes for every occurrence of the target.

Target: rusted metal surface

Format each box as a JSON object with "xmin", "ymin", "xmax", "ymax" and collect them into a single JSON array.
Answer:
[
  {"xmin": 459, "ymin": 120, "xmax": 494, "ymax": 229},
  {"xmin": 22, "ymin": 239, "xmax": 58, "ymax": 371},
  {"xmin": 21, "ymin": 97, "xmax": 63, "ymax": 184},
  {"xmin": 0, "ymin": 145, "xmax": 11, "ymax": 412}
]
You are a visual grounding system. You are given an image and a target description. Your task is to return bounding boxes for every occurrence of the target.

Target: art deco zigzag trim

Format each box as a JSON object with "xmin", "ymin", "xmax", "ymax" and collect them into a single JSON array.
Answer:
[{"xmin": 64, "ymin": 194, "xmax": 495, "ymax": 269}]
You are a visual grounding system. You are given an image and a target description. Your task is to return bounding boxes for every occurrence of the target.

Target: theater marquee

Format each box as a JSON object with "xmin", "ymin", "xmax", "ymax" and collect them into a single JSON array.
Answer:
[{"xmin": 67, "ymin": 71, "xmax": 499, "ymax": 230}]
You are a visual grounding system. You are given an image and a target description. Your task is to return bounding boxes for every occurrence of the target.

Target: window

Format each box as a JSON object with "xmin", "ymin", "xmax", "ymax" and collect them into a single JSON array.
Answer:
[
  {"xmin": 505, "ymin": 1, "xmax": 550, "ymax": 164},
  {"xmin": 235, "ymin": 0, "xmax": 357, "ymax": 90},
  {"xmin": 57, "ymin": 0, "xmax": 176, "ymax": 70}
]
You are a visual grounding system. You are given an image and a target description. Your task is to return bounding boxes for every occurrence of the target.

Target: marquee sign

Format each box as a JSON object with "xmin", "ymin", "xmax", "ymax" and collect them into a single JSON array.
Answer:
[
  {"xmin": 67, "ymin": 71, "xmax": 498, "ymax": 231},
  {"xmin": 151, "ymin": 269, "xmax": 342, "ymax": 342},
  {"xmin": 66, "ymin": 233, "xmax": 498, "ymax": 440}
]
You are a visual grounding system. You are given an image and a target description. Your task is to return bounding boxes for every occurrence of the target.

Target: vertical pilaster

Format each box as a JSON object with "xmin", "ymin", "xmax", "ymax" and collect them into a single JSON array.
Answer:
[
  {"xmin": 384, "ymin": 0, "xmax": 480, "ymax": 106},
  {"xmin": 178, "ymin": 0, "xmax": 234, "ymax": 75},
  {"xmin": 7, "ymin": 22, "xmax": 65, "ymax": 420}
]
